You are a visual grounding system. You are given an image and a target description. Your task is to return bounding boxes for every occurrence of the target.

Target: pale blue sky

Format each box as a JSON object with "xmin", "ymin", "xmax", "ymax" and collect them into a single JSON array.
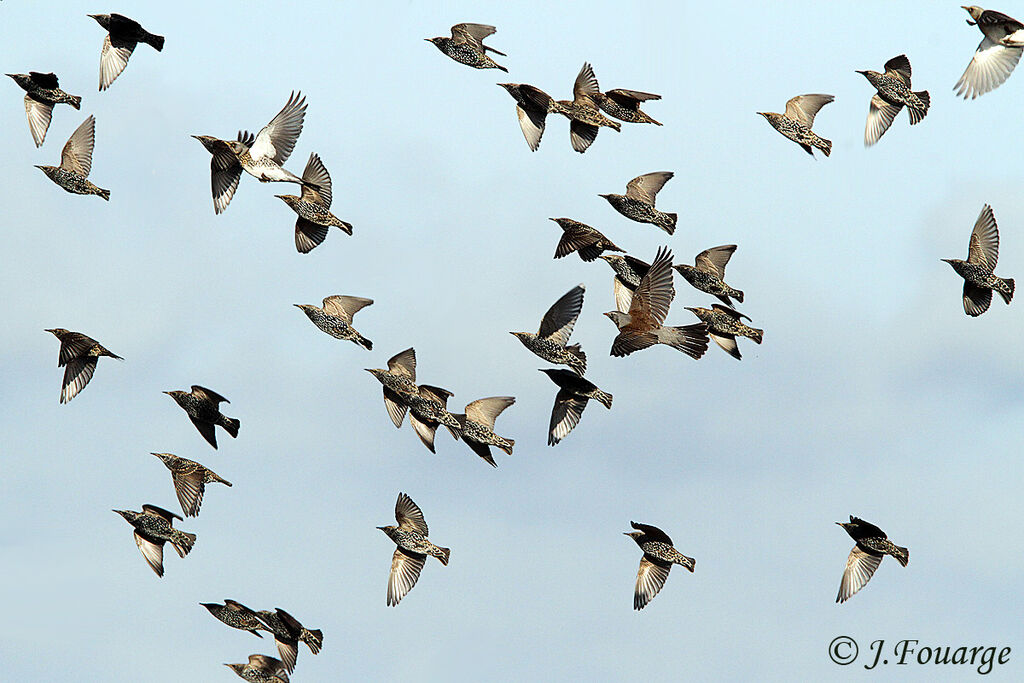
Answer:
[{"xmin": 1, "ymin": 1, "xmax": 1023, "ymax": 680}]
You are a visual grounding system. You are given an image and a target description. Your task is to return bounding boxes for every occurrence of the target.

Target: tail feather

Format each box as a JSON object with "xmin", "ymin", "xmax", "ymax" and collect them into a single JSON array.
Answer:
[
  {"xmin": 337, "ymin": 220, "xmax": 354, "ymax": 236},
  {"xmin": 893, "ymin": 545, "xmax": 909, "ymax": 567},
  {"xmin": 909, "ymin": 91, "xmax": 930, "ymax": 124},
  {"xmin": 595, "ymin": 390, "xmax": 613, "ymax": 409},
  {"xmin": 98, "ymin": 188, "xmax": 111, "ymax": 201},
  {"xmin": 146, "ymin": 33, "xmax": 165, "ymax": 51},
  {"xmin": 748, "ymin": 327, "xmax": 764, "ymax": 344},
  {"xmin": 566, "ymin": 343, "xmax": 587, "ymax": 375},
  {"xmin": 69, "ymin": 95, "xmax": 82, "ymax": 110},
  {"xmin": 301, "ymin": 628, "xmax": 323, "ymax": 654},
  {"xmin": 436, "ymin": 546, "xmax": 451, "ymax": 566},
  {"xmin": 658, "ymin": 324, "xmax": 709, "ymax": 360},
  {"xmin": 661, "ymin": 212, "xmax": 677, "ymax": 235},
  {"xmin": 222, "ymin": 416, "xmax": 240, "ymax": 438},
  {"xmin": 998, "ymin": 277, "xmax": 1014, "ymax": 304},
  {"xmin": 173, "ymin": 531, "xmax": 197, "ymax": 558},
  {"xmin": 499, "ymin": 438, "xmax": 514, "ymax": 456},
  {"xmin": 817, "ymin": 137, "xmax": 832, "ymax": 157},
  {"xmin": 357, "ymin": 334, "xmax": 372, "ymax": 351}
]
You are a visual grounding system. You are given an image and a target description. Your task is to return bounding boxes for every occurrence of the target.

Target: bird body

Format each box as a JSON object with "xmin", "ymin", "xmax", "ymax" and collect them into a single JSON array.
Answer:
[
  {"xmin": 164, "ymin": 385, "xmax": 240, "ymax": 449},
  {"xmin": 858, "ymin": 55, "xmax": 930, "ymax": 146},
  {"xmin": 625, "ymin": 522, "xmax": 694, "ymax": 610},
  {"xmin": 427, "ymin": 23, "xmax": 507, "ymax": 72},
  {"xmin": 225, "ymin": 655, "xmax": 290, "ymax": 683},
  {"xmin": 7, "ymin": 72, "xmax": 81, "ymax": 147},
  {"xmin": 378, "ymin": 493, "xmax": 450, "ymax": 606},
  {"xmin": 295, "ymin": 295, "xmax": 372, "ymax": 349},
  {"xmin": 674, "ymin": 245, "xmax": 744, "ymax": 305},
  {"xmin": 151, "ymin": 453, "xmax": 231, "ymax": 517},
  {"xmin": 943, "ymin": 204, "xmax": 1014, "ymax": 315},
  {"xmin": 540, "ymin": 368, "xmax": 612, "ymax": 446},
  {"xmin": 594, "ymin": 89, "xmax": 662, "ymax": 125},
  {"xmin": 45, "ymin": 328, "xmax": 121, "ymax": 403},
  {"xmin": 255, "ymin": 608, "xmax": 323, "ymax": 674},
  {"xmin": 758, "ymin": 94, "xmax": 833, "ymax": 157},
  {"xmin": 403, "ymin": 385, "xmax": 463, "ymax": 453},
  {"xmin": 956, "ymin": 6, "xmax": 1024, "ymax": 98},
  {"xmin": 512, "ymin": 284, "xmax": 587, "ymax": 375},
  {"xmin": 366, "ymin": 347, "xmax": 420, "ymax": 429},
  {"xmin": 554, "ymin": 63, "xmax": 621, "ymax": 152},
  {"xmin": 836, "ymin": 516, "xmax": 908, "ymax": 603},
  {"xmin": 276, "ymin": 153, "xmax": 352, "ymax": 252},
  {"xmin": 498, "ymin": 83, "xmax": 558, "ymax": 151},
  {"xmin": 600, "ymin": 171, "xmax": 677, "ymax": 235},
  {"xmin": 89, "ymin": 13, "xmax": 164, "ymax": 90},
  {"xmin": 201, "ymin": 600, "xmax": 265, "ymax": 638},
  {"xmin": 551, "ymin": 218, "xmax": 623, "ymax": 262},
  {"xmin": 453, "ymin": 396, "xmax": 516, "ymax": 467},
  {"xmin": 113, "ymin": 505, "xmax": 196, "ymax": 577},
  {"xmin": 36, "ymin": 115, "xmax": 109, "ymax": 200},
  {"xmin": 685, "ymin": 305, "xmax": 763, "ymax": 360}
]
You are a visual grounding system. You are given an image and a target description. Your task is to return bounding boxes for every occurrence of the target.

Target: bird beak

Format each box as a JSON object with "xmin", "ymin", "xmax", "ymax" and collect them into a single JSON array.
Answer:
[
  {"xmin": 376, "ymin": 526, "xmax": 387, "ymax": 531},
  {"xmin": 275, "ymin": 194, "xmax": 286, "ymax": 199},
  {"xmin": 854, "ymin": 70, "xmax": 867, "ymax": 75},
  {"xmin": 603, "ymin": 312, "xmax": 613, "ymax": 318},
  {"xmin": 162, "ymin": 391, "xmax": 172, "ymax": 395}
]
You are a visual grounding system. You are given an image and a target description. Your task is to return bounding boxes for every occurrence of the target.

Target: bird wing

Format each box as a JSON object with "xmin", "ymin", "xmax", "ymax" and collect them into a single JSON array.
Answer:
[
  {"xmin": 711, "ymin": 303, "xmax": 750, "ymax": 321},
  {"xmin": 387, "ymin": 347, "xmax": 416, "ymax": 381},
  {"xmin": 270, "ymin": 634, "xmax": 298, "ymax": 674},
  {"xmin": 569, "ymin": 120, "xmax": 598, "ymax": 153},
  {"xmin": 630, "ymin": 521, "xmax": 674, "ymax": 545},
  {"xmin": 191, "ymin": 385, "xmax": 229, "ymax": 405},
  {"xmin": 572, "ymin": 62, "xmax": 600, "ymax": 105},
  {"xmin": 864, "ymin": 95, "xmax": 901, "ymax": 147},
  {"xmin": 206, "ymin": 137, "xmax": 243, "ymax": 215},
  {"xmin": 395, "ymin": 492, "xmax": 429, "ymax": 535},
  {"xmin": 60, "ymin": 358, "xmax": 97, "ymax": 404},
  {"xmin": 23, "ymin": 95, "xmax": 53, "ymax": 148},
  {"xmin": 322, "ymin": 295, "xmax": 373, "ymax": 324},
  {"xmin": 382, "ymin": 387, "xmax": 408, "ymax": 428},
  {"xmin": 538, "ymin": 284, "xmax": 585, "ymax": 345},
  {"xmin": 142, "ymin": 504, "xmax": 182, "ymax": 523},
  {"xmin": 55, "ymin": 332, "xmax": 97, "ymax": 365},
  {"xmin": 883, "ymin": 54, "xmax": 913, "ymax": 85},
  {"xmin": 133, "ymin": 531, "xmax": 165, "ymax": 577},
  {"xmin": 955, "ymin": 37, "xmax": 1022, "ymax": 99},
  {"xmin": 548, "ymin": 389, "xmax": 587, "ymax": 445},
  {"xmin": 299, "ymin": 152, "xmax": 332, "ymax": 206},
  {"xmin": 967, "ymin": 203, "xmax": 1000, "ymax": 269},
  {"xmin": 515, "ymin": 104, "xmax": 546, "ymax": 151},
  {"xmin": 634, "ymin": 556, "xmax": 672, "ymax": 610},
  {"xmin": 624, "ymin": 172, "xmax": 673, "ymax": 206},
  {"xmin": 451, "ymin": 23, "xmax": 497, "ymax": 49},
  {"xmin": 59, "ymin": 115, "xmax": 96, "ymax": 176},
  {"xmin": 418, "ymin": 385, "xmax": 453, "ymax": 408},
  {"xmin": 387, "ymin": 547, "xmax": 426, "ymax": 607},
  {"xmin": 30, "ymin": 71, "xmax": 60, "ymax": 89},
  {"xmin": 251, "ymin": 92, "xmax": 306, "ymax": 165},
  {"xmin": 464, "ymin": 439, "xmax": 497, "ymax": 467},
  {"xmin": 709, "ymin": 332, "xmax": 741, "ymax": 360},
  {"xmin": 294, "ymin": 219, "xmax": 328, "ymax": 253},
  {"xmin": 963, "ymin": 281, "xmax": 994, "ymax": 316},
  {"xmin": 694, "ymin": 245, "xmax": 737, "ymax": 278},
  {"xmin": 783, "ymin": 94, "xmax": 834, "ymax": 128},
  {"xmin": 190, "ymin": 417, "xmax": 219, "ymax": 449},
  {"xmin": 610, "ymin": 329, "xmax": 658, "ymax": 357},
  {"xmin": 836, "ymin": 547, "xmax": 882, "ymax": 603},
  {"xmin": 629, "ymin": 246, "xmax": 675, "ymax": 326},
  {"xmin": 464, "ymin": 396, "xmax": 515, "ymax": 429},
  {"xmin": 613, "ymin": 277, "xmax": 634, "ymax": 313},
  {"xmin": 409, "ymin": 413, "xmax": 440, "ymax": 453},
  {"xmin": 248, "ymin": 654, "xmax": 289, "ymax": 679},
  {"xmin": 172, "ymin": 470, "xmax": 206, "ymax": 517},
  {"xmin": 99, "ymin": 34, "xmax": 135, "ymax": 91},
  {"xmin": 847, "ymin": 517, "xmax": 886, "ymax": 538},
  {"xmin": 605, "ymin": 88, "xmax": 661, "ymax": 109}
]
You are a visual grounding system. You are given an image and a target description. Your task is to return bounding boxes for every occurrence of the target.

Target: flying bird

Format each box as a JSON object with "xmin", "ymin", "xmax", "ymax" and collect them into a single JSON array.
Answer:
[
  {"xmin": 497, "ymin": 83, "xmax": 558, "ymax": 151},
  {"xmin": 594, "ymin": 88, "xmax": 662, "ymax": 125},
  {"xmin": 598, "ymin": 253, "xmax": 650, "ymax": 312},
  {"xmin": 427, "ymin": 23, "xmax": 507, "ymax": 72},
  {"xmin": 955, "ymin": 6, "xmax": 1024, "ymax": 99},
  {"xmin": 942, "ymin": 204, "xmax": 1014, "ymax": 315},
  {"xmin": 553, "ymin": 63, "xmax": 621, "ymax": 152},
  {"xmin": 201, "ymin": 600, "xmax": 266, "ymax": 639},
  {"xmin": 366, "ymin": 350, "xmax": 460, "ymax": 452},
  {"xmin": 511, "ymin": 284, "xmax": 588, "ymax": 375},
  {"xmin": 757, "ymin": 94, "xmax": 833, "ymax": 157},
  {"xmin": 6, "ymin": 71, "xmax": 81, "ymax": 146},
  {"xmin": 164, "ymin": 385, "xmax": 240, "ymax": 449},
  {"xmin": 45, "ymin": 328, "xmax": 121, "ymax": 403},
  {"xmin": 113, "ymin": 505, "xmax": 196, "ymax": 577},
  {"xmin": 36, "ymin": 115, "xmax": 109, "ymax": 200},
  {"xmin": 88, "ymin": 13, "xmax": 164, "ymax": 91},
  {"xmin": 674, "ymin": 245, "xmax": 744, "ymax": 305},
  {"xmin": 857, "ymin": 55, "xmax": 930, "ymax": 146},
  {"xmin": 550, "ymin": 218, "xmax": 624, "ymax": 262},
  {"xmin": 451, "ymin": 396, "xmax": 516, "ymax": 467},
  {"xmin": 539, "ymin": 368, "xmax": 612, "ymax": 446},
  {"xmin": 255, "ymin": 608, "xmax": 323, "ymax": 674},
  {"xmin": 685, "ymin": 305, "xmax": 763, "ymax": 360},
  {"xmin": 275, "ymin": 153, "xmax": 353, "ymax": 253},
  {"xmin": 295, "ymin": 295, "xmax": 373, "ymax": 349},
  {"xmin": 224, "ymin": 655, "xmax": 290, "ymax": 683},
  {"xmin": 365, "ymin": 347, "xmax": 420, "ymax": 429},
  {"xmin": 624, "ymin": 521, "xmax": 695, "ymax": 610},
  {"xmin": 835, "ymin": 516, "xmax": 908, "ymax": 603},
  {"xmin": 378, "ymin": 493, "xmax": 450, "ymax": 606},
  {"xmin": 150, "ymin": 453, "xmax": 231, "ymax": 518},
  {"xmin": 599, "ymin": 172, "xmax": 677, "ymax": 234}
]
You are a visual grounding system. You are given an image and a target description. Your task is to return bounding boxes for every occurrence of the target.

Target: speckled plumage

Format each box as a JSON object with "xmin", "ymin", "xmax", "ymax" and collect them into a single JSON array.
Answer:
[
  {"xmin": 427, "ymin": 23, "xmax": 507, "ymax": 72},
  {"xmin": 276, "ymin": 153, "xmax": 353, "ymax": 253},
  {"xmin": 836, "ymin": 516, "xmax": 908, "ymax": 604},
  {"xmin": 201, "ymin": 600, "xmax": 266, "ymax": 639},
  {"xmin": 600, "ymin": 172, "xmax": 677, "ymax": 234},
  {"xmin": 45, "ymin": 328, "xmax": 121, "ymax": 403},
  {"xmin": 88, "ymin": 13, "xmax": 164, "ymax": 91},
  {"xmin": 512, "ymin": 284, "xmax": 588, "ymax": 375},
  {"xmin": 36, "ymin": 115, "xmax": 109, "ymax": 200},
  {"xmin": 255, "ymin": 608, "xmax": 323, "ymax": 674},
  {"xmin": 674, "ymin": 245, "xmax": 744, "ymax": 305},
  {"xmin": 113, "ymin": 505, "xmax": 196, "ymax": 577},
  {"xmin": 858, "ymin": 55, "xmax": 930, "ymax": 146},
  {"xmin": 225, "ymin": 655, "xmax": 290, "ymax": 683},
  {"xmin": 151, "ymin": 452, "xmax": 231, "ymax": 517},
  {"xmin": 550, "ymin": 218, "xmax": 623, "ymax": 262},
  {"xmin": 625, "ymin": 521, "xmax": 695, "ymax": 610},
  {"xmin": 553, "ymin": 63, "xmax": 621, "ymax": 152},
  {"xmin": 685, "ymin": 304, "xmax": 763, "ymax": 360},
  {"xmin": 540, "ymin": 368, "xmax": 612, "ymax": 446},
  {"xmin": 758, "ymin": 94, "xmax": 833, "ymax": 157},
  {"xmin": 498, "ymin": 83, "xmax": 558, "ymax": 151},
  {"xmin": 295, "ymin": 295, "xmax": 373, "ymax": 349},
  {"xmin": 7, "ymin": 72, "xmax": 81, "ymax": 147},
  {"xmin": 366, "ymin": 348, "xmax": 420, "ymax": 429},
  {"xmin": 164, "ymin": 385, "xmax": 240, "ymax": 449},
  {"xmin": 594, "ymin": 88, "xmax": 662, "ymax": 125},
  {"xmin": 943, "ymin": 204, "xmax": 1014, "ymax": 315},
  {"xmin": 378, "ymin": 493, "xmax": 450, "ymax": 606},
  {"xmin": 452, "ymin": 396, "xmax": 515, "ymax": 467}
]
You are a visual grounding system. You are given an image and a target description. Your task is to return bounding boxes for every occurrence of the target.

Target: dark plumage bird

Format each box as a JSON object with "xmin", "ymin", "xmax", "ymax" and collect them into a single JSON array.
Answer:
[
  {"xmin": 426, "ymin": 23, "xmax": 507, "ymax": 72},
  {"xmin": 604, "ymin": 247, "xmax": 709, "ymax": 359},
  {"xmin": 594, "ymin": 88, "xmax": 662, "ymax": 125},
  {"xmin": 151, "ymin": 452, "xmax": 231, "ymax": 517},
  {"xmin": 624, "ymin": 521, "xmax": 695, "ymax": 610},
  {"xmin": 6, "ymin": 71, "xmax": 81, "ymax": 147},
  {"xmin": 685, "ymin": 304, "xmax": 763, "ymax": 360},
  {"xmin": 45, "ymin": 328, "xmax": 121, "ymax": 403},
  {"xmin": 295, "ymin": 295, "xmax": 373, "ymax": 349},
  {"xmin": 956, "ymin": 6, "xmax": 1024, "ymax": 99},
  {"xmin": 598, "ymin": 254, "xmax": 650, "ymax": 313},
  {"xmin": 497, "ymin": 83, "xmax": 558, "ymax": 151},
  {"xmin": 835, "ymin": 516, "xmax": 909, "ymax": 603},
  {"xmin": 553, "ymin": 63, "xmax": 621, "ymax": 153},
  {"xmin": 88, "ymin": 13, "xmax": 164, "ymax": 91},
  {"xmin": 255, "ymin": 608, "xmax": 323, "ymax": 674},
  {"xmin": 599, "ymin": 172, "xmax": 677, "ymax": 235},
  {"xmin": 365, "ymin": 347, "xmax": 420, "ymax": 429},
  {"xmin": 36, "ymin": 115, "xmax": 109, "ymax": 200},
  {"xmin": 113, "ymin": 504, "xmax": 196, "ymax": 577},
  {"xmin": 540, "ymin": 368, "xmax": 612, "ymax": 446},
  {"xmin": 275, "ymin": 152, "xmax": 353, "ymax": 253},
  {"xmin": 192, "ymin": 131, "xmax": 253, "ymax": 214},
  {"xmin": 857, "ymin": 55, "xmax": 930, "ymax": 146},
  {"xmin": 550, "ymin": 217, "xmax": 624, "ymax": 262},
  {"xmin": 378, "ymin": 493, "xmax": 450, "ymax": 607},
  {"xmin": 511, "ymin": 284, "xmax": 588, "ymax": 375},
  {"xmin": 163, "ymin": 385, "xmax": 240, "ymax": 449},
  {"xmin": 201, "ymin": 600, "xmax": 265, "ymax": 639},
  {"xmin": 452, "ymin": 396, "xmax": 516, "ymax": 467},
  {"xmin": 942, "ymin": 204, "xmax": 1014, "ymax": 315},
  {"xmin": 757, "ymin": 94, "xmax": 833, "ymax": 157},
  {"xmin": 674, "ymin": 245, "xmax": 744, "ymax": 305},
  {"xmin": 225, "ymin": 654, "xmax": 289, "ymax": 683}
]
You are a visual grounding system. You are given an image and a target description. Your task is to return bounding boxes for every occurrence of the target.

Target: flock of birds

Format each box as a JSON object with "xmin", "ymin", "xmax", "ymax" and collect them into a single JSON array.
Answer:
[{"xmin": 10, "ymin": 7, "xmax": 1022, "ymax": 681}]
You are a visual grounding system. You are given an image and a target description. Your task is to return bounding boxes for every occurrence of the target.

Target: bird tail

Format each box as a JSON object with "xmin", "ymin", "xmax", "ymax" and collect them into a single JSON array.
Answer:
[
  {"xmin": 145, "ymin": 33, "xmax": 165, "ymax": 51},
  {"xmin": 68, "ymin": 94, "xmax": 82, "ymax": 110},
  {"xmin": 892, "ymin": 545, "xmax": 909, "ymax": 567},
  {"xmin": 997, "ymin": 277, "xmax": 1015, "ymax": 304},
  {"xmin": 435, "ymin": 546, "xmax": 451, "ymax": 566},
  {"xmin": 172, "ymin": 531, "xmax": 197, "ymax": 558},
  {"xmin": 357, "ymin": 333, "xmax": 372, "ymax": 351},
  {"xmin": 608, "ymin": 120, "xmax": 622, "ymax": 132},
  {"xmin": 496, "ymin": 63, "xmax": 509, "ymax": 73},
  {"xmin": 658, "ymin": 324, "xmax": 709, "ymax": 360},
  {"xmin": 221, "ymin": 416, "xmax": 240, "ymax": 438},
  {"xmin": 748, "ymin": 327, "xmax": 764, "ymax": 344},
  {"xmin": 213, "ymin": 473, "xmax": 233, "ymax": 487},
  {"xmin": 662, "ymin": 213, "xmax": 677, "ymax": 235},
  {"xmin": 909, "ymin": 91, "xmax": 930, "ymax": 123},
  {"xmin": 97, "ymin": 188, "xmax": 111, "ymax": 201},
  {"xmin": 731, "ymin": 289, "xmax": 745, "ymax": 304},
  {"xmin": 594, "ymin": 390, "xmax": 613, "ymax": 409},
  {"xmin": 301, "ymin": 629, "xmax": 324, "ymax": 654},
  {"xmin": 648, "ymin": 115, "xmax": 663, "ymax": 126},
  {"xmin": 566, "ymin": 343, "xmax": 587, "ymax": 375},
  {"xmin": 336, "ymin": 220, "xmax": 354, "ymax": 236},
  {"xmin": 499, "ymin": 438, "xmax": 514, "ymax": 456},
  {"xmin": 678, "ymin": 554, "xmax": 696, "ymax": 572},
  {"xmin": 816, "ymin": 136, "xmax": 832, "ymax": 157}
]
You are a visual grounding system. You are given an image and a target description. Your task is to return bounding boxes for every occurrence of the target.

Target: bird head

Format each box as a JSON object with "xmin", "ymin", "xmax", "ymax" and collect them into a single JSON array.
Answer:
[
  {"xmin": 962, "ymin": 5, "xmax": 983, "ymax": 23},
  {"xmin": 425, "ymin": 37, "xmax": 443, "ymax": 46},
  {"xmin": 35, "ymin": 165, "xmax": 58, "ymax": 178},
  {"xmin": 624, "ymin": 530, "xmax": 644, "ymax": 544},
  {"xmin": 548, "ymin": 217, "xmax": 570, "ymax": 228},
  {"xmin": 293, "ymin": 303, "xmax": 315, "ymax": 314},
  {"xmin": 604, "ymin": 311, "xmax": 630, "ymax": 329},
  {"xmin": 6, "ymin": 73, "xmax": 30, "ymax": 88},
  {"xmin": 223, "ymin": 664, "xmax": 246, "ymax": 675},
  {"xmin": 497, "ymin": 83, "xmax": 517, "ymax": 94},
  {"xmin": 940, "ymin": 258, "xmax": 963, "ymax": 269},
  {"xmin": 191, "ymin": 134, "xmax": 223, "ymax": 153},
  {"xmin": 509, "ymin": 331, "xmax": 531, "ymax": 342},
  {"xmin": 163, "ymin": 390, "xmax": 187, "ymax": 405},
  {"xmin": 377, "ymin": 525, "xmax": 398, "ymax": 538},
  {"xmin": 44, "ymin": 328, "xmax": 69, "ymax": 338},
  {"xmin": 87, "ymin": 14, "xmax": 111, "ymax": 28},
  {"xmin": 150, "ymin": 452, "xmax": 176, "ymax": 465},
  {"xmin": 598, "ymin": 254, "xmax": 623, "ymax": 266},
  {"xmin": 112, "ymin": 509, "xmax": 135, "ymax": 521},
  {"xmin": 276, "ymin": 194, "xmax": 298, "ymax": 207}
]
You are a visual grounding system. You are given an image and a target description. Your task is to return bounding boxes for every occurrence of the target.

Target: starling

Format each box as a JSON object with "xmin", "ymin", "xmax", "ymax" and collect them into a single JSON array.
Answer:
[
  {"xmin": 275, "ymin": 152, "xmax": 353, "ymax": 253},
  {"xmin": 294, "ymin": 295, "xmax": 373, "ymax": 349},
  {"xmin": 225, "ymin": 654, "xmax": 290, "ymax": 683},
  {"xmin": 6, "ymin": 71, "xmax": 81, "ymax": 147},
  {"xmin": 857, "ymin": 55, "xmax": 930, "ymax": 146},
  {"xmin": 201, "ymin": 599, "xmax": 265, "ymax": 638},
  {"xmin": 378, "ymin": 493, "xmax": 450, "ymax": 607},
  {"xmin": 673, "ymin": 245, "xmax": 744, "ymax": 306},
  {"xmin": 684, "ymin": 304, "xmax": 763, "ymax": 360},
  {"xmin": 427, "ymin": 23, "xmax": 507, "ymax": 72},
  {"xmin": 365, "ymin": 347, "xmax": 420, "ymax": 429},
  {"xmin": 88, "ymin": 13, "xmax": 164, "ymax": 91},
  {"xmin": 757, "ymin": 94, "xmax": 834, "ymax": 157},
  {"xmin": 45, "ymin": 328, "xmax": 121, "ymax": 403},
  {"xmin": 956, "ymin": 7, "xmax": 1024, "ymax": 99},
  {"xmin": 599, "ymin": 172, "xmax": 677, "ymax": 235},
  {"xmin": 835, "ymin": 516, "xmax": 909, "ymax": 603},
  {"xmin": 163, "ymin": 385, "xmax": 240, "ymax": 449},
  {"xmin": 511, "ymin": 284, "xmax": 588, "ymax": 375},
  {"xmin": 594, "ymin": 88, "xmax": 662, "ymax": 125},
  {"xmin": 113, "ymin": 504, "xmax": 196, "ymax": 577},
  {"xmin": 550, "ymin": 218, "xmax": 624, "ymax": 262},
  {"xmin": 497, "ymin": 83, "xmax": 558, "ymax": 151},
  {"xmin": 604, "ymin": 247, "xmax": 709, "ymax": 359},
  {"xmin": 624, "ymin": 521, "xmax": 695, "ymax": 610},
  {"xmin": 36, "ymin": 115, "xmax": 109, "ymax": 200},
  {"xmin": 942, "ymin": 204, "xmax": 1015, "ymax": 316},
  {"xmin": 452, "ymin": 396, "xmax": 516, "ymax": 467},
  {"xmin": 539, "ymin": 368, "xmax": 612, "ymax": 446},
  {"xmin": 255, "ymin": 608, "xmax": 323, "ymax": 674},
  {"xmin": 553, "ymin": 63, "xmax": 622, "ymax": 153},
  {"xmin": 598, "ymin": 253, "xmax": 650, "ymax": 312},
  {"xmin": 192, "ymin": 131, "xmax": 254, "ymax": 214},
  {"xmin": 151, "ymin": 452, "xmax": 231, "ymax": 518},
  {"xmin": 404, "ymin": 384, "xmax": 463, "ymax": 454}
]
